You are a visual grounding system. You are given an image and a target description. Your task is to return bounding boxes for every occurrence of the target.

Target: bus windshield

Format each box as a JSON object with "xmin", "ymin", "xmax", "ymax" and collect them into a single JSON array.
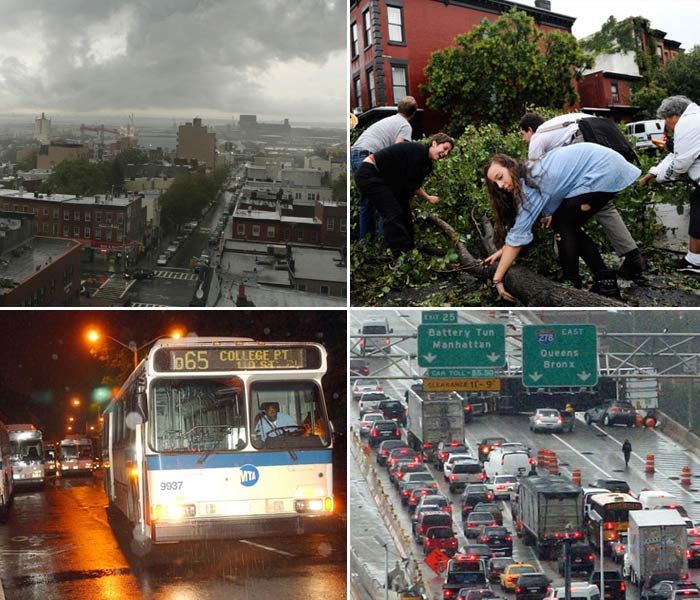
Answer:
[
  {"xmin": 61, "ymin": 444, "xmax": 93, "ymax": 459},
  {"xmin": 250, "ymin": 380, "xmax": 330, "ymax": 449},
  {"xmin": 10, "ymin": 440, "xmax": 42, "ymax": 462},
  {"xmin": 150, "ymin": 377, "xmax": 247, "ymax": 452}
]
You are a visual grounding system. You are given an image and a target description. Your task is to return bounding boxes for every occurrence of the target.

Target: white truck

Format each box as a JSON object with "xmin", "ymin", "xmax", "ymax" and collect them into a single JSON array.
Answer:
[
  {"xmin": 405, "ymin": 387, "xmax": 464, "ymax": 463},
  {"xmin": 627, "ymin": 509, "xmax": 688, "ymax": 587}
]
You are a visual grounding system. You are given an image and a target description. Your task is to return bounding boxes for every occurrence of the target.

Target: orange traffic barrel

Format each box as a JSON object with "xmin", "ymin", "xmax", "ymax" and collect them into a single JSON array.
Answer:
[
  {"xmin": 645, "ymin": 416, "xmax": 657, "ymax": 428},
  {"xmin": 645, "ymin": 454, "xmax": 655, "ymax": 474},
  {"xmin": 549, "ymin": 452, "xmax": 559, "ymax": 475},
  {"xmin": 572, "ymin": 467, "xmax": 581, "ymax": 485},
  {"xmin": 635, "ymin": 414, "xmax": 644, "ymax": 427},
  {"xmin": 681, "ymin": 466, "xmax": 691, "ymax": 486}
]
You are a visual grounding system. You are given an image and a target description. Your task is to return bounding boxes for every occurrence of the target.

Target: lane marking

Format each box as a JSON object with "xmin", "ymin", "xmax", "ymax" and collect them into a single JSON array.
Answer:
[{"xmin": 239, "ymin": 540, "xmax": 296, "ymax": 557}]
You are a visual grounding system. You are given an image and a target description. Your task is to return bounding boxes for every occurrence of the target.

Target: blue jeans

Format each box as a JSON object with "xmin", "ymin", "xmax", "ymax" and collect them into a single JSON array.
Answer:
[{"xmin": 351, "ymin": 146, "xmax": 384, "ymax": 240}]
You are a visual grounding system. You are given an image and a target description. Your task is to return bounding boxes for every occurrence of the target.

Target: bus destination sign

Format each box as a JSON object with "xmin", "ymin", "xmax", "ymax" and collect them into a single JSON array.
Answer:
[{"xmin": 154, "ymin": 346, "xmax": 319, "ymax": 372}]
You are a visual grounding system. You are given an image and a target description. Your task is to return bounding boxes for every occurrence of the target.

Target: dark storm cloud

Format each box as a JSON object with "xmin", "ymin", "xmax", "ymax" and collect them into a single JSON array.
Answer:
[{"xmin": 0, "ymin": 0, "xmax": 344, "ymax": 120}]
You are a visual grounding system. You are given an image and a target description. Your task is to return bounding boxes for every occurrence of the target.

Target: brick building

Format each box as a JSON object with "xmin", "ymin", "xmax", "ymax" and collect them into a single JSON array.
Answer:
[
  {"xmin": 350, "ymin": 0, "xmax": 574, "ymax": 134},
  {"xmin": 176, "ymin": 117, "xmax": 216, "ymax": 171},
  {"xmin": 0, "ymin": 190, "xmax": 145, "ymax": 261},
  {"xmin": 37, "ymin": 142, "xmax": 87, "ymax": 170}
]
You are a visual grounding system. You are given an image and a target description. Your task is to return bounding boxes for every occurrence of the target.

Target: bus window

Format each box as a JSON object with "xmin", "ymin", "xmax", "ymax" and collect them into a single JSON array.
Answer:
[
  {"xmin": 150, "ymin": 377, "xmax": 247, "ymax": 452},
  {"xmin": 250, "ymin": 381, "xmax": 330, "ymax": 449}
]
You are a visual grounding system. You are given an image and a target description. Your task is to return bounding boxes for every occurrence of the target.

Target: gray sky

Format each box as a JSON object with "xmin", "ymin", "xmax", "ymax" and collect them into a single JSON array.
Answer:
[
  {"xmin": 520, "ymin": 0, "xmax": 699, "ymax": 49},
  {"xmin": 0, "ymin": 0, "xmax": 345, "ymax": 125}
]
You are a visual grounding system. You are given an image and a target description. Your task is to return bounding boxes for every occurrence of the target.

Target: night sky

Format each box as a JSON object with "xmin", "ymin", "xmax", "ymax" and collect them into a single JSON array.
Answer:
[{"xmin": 0, "ymin": 309, "xmax": 346, "ymax": 441}]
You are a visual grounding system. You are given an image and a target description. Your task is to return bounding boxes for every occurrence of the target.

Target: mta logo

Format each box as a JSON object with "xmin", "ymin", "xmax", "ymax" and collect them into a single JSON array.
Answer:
[{"xmin": 240, "ymin": 464, "xmax": 259, "ymax": 487}]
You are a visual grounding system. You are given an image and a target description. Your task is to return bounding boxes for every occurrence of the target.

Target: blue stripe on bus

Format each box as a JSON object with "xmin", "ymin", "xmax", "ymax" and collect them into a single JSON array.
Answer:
[{"xmin": 145, "ymin": 450, "xmax": 332, "ymax": 471}]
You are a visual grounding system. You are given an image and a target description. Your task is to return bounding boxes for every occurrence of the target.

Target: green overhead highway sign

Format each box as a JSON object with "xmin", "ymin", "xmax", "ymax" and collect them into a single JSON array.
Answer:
[
  {"xmin": 417, "ymin": 324, "xmax": 505, "ymax": 369},
  {"xmin": 522, "ymin": 324, "xmax": 598, "ymax": 387}
]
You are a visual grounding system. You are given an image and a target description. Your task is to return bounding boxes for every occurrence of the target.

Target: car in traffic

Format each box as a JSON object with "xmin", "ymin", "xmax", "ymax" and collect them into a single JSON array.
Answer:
[
  {"xmin": 367, "ymin": 420, "xmax": 401, "ymax": 447},
  {"xmin": 515, "ymin": 572, "xmax": 551, "ymax": 600},
  {"xmin": 641, "ymin": 581, "xmax": 700, "ymax": 600},
  {"xmin": 444, "ymin": 453, "xmax": 476, "ymax": 479},
  {"xmin": 448, "ymin": 459, "xmax": 485, "ymax": 493},
  {"xmin": 391, "ymin": 461, "xmax": 428, "ymax": 486},
  {"xmin": 500, "ymin": 563, "xmax": 537, "ymax": 592},
  {"xmin": 558, "ymin": 542, "xmax": 595, "ymax": 576},
  {"xmin": 584, "ymin": 401, "xmax": 637, "ymax": 427},
  {"xmin": 460, "ymin": 485, "xmax": 495, "ymax": 521},
  {"xmin": 587, "ymin": 570, "xmax": 626, "ymax": 600},
  {"xmin": 377, "ymin": 399, "xmax": 407, "ymax": 427},
  {"xmin": 688, "ymin": 528, "xmax": 700, "ymax": 566},
  {"xmin": 459, "ymin": 544, "xmax": 494, "ymax": 562},
  {"xmin": 358, "ymin": 316, "xmax": 393, "ymax": 356},
  {"xmin": 386, "ymin": 446, "xmax": 421, "ymax": 469},
  {"xmin": 424, "ymin": 526, "xmax": 459, "ymax": 557},
  {"xmin": 529, "ymin": 408, "xmax": 565, "ymax": 433},
  {"xmin": 124, "ymin": 268, "xmax": 155, "ymax": 280},
  {"xmin": 486, "ymin": 474, "xmax": 519, "ymax": 500},
  {"xmin": 588, "ymin": 478, "xmax": 631, "ymax": 494},
  {"xmin": 376, "ymin": 440, "xmax": 408, "ymax": 466},
  {"xmin": 463, "ymin": 511, "xmax": 498, "ymax": 539},
  {"xmin": 352, "ymin": 380, "xmax": 384, "ymax": 401},
  {"xmin": 397, "ymin": 472, "xmax": 438, "ymax": 497},
  {"xmin": 478, "ymin": 437, "xmax": 507, "ymax": 462},
  {"xmin": 350, "ymin": 358, "xmax": 370, "ymax": 378},
  {"xmin": 358, "ymin": 392, "xmax": 389, "ymax": 416},
  {"xmin": 156, "ymin": 253, "xmax": 168, "ymax": 266},
  {"xmin": 443, "ymin": 556, "xmax": 489, "ymax": 600},
  {"xmin": 458, "ymin": 588, "xmax": 498, "ymax": 600},
  {"xmin": 479, "ymin": 525, "xmax": 513, "ymax": 556},
  {"xmin": 436, "ymin": 441, "xmax": 470, "ymax": 470},
  {"xmin": 609, "ymin": 531, "xmax": 628, "ymax": 564},
  {"xmin": 545, "ymin": 583, "xmax": 601, "ymax": 600},
  {"xmin": 358, "ymin": 412, "xmax": 384, "ymax": 438},
  {"xmin": 414, "ymin": 493, "xmax": 452, "ymax": 516},
  {"xmin": 413, "ymin": 510, "xmax": 453, "ymax": 544},
  {"xmin": 488, "ymin": 557, "xmax": 515, "ymax": 584},
  {"xmin": 472, "ymin": 502, "xmax": 503, "ymax": 526}
]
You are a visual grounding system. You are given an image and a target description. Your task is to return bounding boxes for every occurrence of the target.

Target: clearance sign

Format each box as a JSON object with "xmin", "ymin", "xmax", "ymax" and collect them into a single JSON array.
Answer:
[{"xmin": 422, "ymin": 378, "xmax": 501, "ymax": 392}]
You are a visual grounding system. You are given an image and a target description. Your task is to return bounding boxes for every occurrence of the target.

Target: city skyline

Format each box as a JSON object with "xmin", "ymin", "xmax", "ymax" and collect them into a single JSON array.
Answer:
[{"xmin": 0, "ymin": 1, "xmax": 345, "ymax": 126}]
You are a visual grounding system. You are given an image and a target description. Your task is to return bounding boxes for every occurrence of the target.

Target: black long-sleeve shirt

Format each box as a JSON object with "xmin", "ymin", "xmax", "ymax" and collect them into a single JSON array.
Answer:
[{"xmin": 372, "ymin": 141, "xmax": 433, "ymax": 201}]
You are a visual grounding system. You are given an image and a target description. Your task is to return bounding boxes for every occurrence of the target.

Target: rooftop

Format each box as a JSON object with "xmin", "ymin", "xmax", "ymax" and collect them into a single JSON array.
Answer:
[
  {"xmin": 292, "ymin": 246, "xmax": 346, "ymax": 283},
  {"xmin": 0, "ymin": 236, "xmax": 80, "ymax": 291},
  {"xmin": 0, "ymin": 189, "xmax": 137, "ymax": 208}
]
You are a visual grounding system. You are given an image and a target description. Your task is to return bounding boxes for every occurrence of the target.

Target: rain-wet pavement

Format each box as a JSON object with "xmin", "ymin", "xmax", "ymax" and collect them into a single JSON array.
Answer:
[{"xmin": 0, "ymin": 472, "xmax": 346, "ymax": 599}]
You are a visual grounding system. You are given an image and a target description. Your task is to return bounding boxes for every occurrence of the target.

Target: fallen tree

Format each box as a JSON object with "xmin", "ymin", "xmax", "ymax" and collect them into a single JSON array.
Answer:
[{"xmin": 427, "ymin": 214, "xmax": 625, "ymax": 307}]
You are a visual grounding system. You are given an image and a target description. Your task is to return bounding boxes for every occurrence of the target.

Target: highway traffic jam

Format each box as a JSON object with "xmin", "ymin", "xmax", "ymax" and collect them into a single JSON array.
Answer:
[{"xmin": 351, "ymin": 367, "xmax": 700, "ymax": 600}]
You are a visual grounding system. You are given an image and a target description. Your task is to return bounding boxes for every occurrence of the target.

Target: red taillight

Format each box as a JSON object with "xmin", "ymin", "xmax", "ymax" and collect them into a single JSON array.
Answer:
[
  {"xmin": 516, "ymin": 588, "xmax": 523, "ymax": 594},
  {"xmin": 424, "ymin": 442, "xmax": 433, "ymax": 450},
  {"xmin": 557, "ymin": 417, "xmax": 563, "ymax": 423},
  {"xmin": 686, "ymin": 549, "xmax": 692, "ymax": 558},
  {"xmin": 529, "ymin": 458, "xmax": 537, "ymax": 465},
  {"xmin": 445, "ymin": 506, "xmax": 452, "ymax": 512},
  {"xmin": 450, "ymin": 474, "xmax": 457, "ymax": 481},
  {"xmin": 620, "ymin": 582, "xmax": 626, "ymax": 592},
  {"xmin": 486, "ymin": 492, "xmax": 494, "ymax": 500},
  {"xmin": 604, "ymin": 522, "xmax": 615, "ymax": 530},
  {"xmin": 371, "ymin": 430, "xmax": 378, "ymax": 437},
  {"xmin": 439, "ymin": 452, "xmax": 448, "ymax": 461},
  {"xmin": 481, "ymin": 536, "xmax": 488, "ymax": 542},
  {"xmin": 393, "ymin": 429, "xmax": 400, "ymax": 436},
  {"xmin": 506, "ymin": 535, "xmax": 512, "ymax": 541},
  {"xmin": 480, "ymin": 472, "xmax": 487, "ymax": 481},
  {"xmin": 611, "ymin": 407, "xmax": 620, "ymax": 412},
  {"xmin": 375, "ymin": 385, "xmax": 381, "ymax": 391},
  {"xmin": 465, "ymin": 405, "xmax": 472, "ymax": 412},
  {"xmin": 588, "ymin": 554, "xmax": 595, "ymax": 560},
  {"xmin": 444, "ymin": 590, "xmax": 454, "ymax": 599}
]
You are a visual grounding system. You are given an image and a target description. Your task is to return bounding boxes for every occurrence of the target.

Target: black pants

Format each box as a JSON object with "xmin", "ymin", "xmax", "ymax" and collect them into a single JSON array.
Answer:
[
  {"xmin": 354, "ymin": 162, "xmax": 413, "ymax": 253},
  {"xmin": 551, "ymin": 192, "xmax": 617, "ymax": 284}
]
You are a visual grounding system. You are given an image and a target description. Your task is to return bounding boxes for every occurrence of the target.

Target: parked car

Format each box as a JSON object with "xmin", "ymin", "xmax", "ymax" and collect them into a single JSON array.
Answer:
[
  {"xmin": 156, "ymin": 253, "xmax": 168, "ymax": 266},
  {"xmin": 500, "ymin": 563, "xmax": 537, "ymax": 592},
  {"xmin": 558, "ymin": 542, "xmax": 595, "ymax": 576},
  {"xmin": 424, "ymin": 526, "xmax": 459, "ymax": 557},
  {"xmin": 367, "ymin": 420, "xmax": 401, "ymax": 448},
  {"xmin": 124, "ymin": 268, "xmax": 155, "ymax": 280},
  {"xmin": 584, "ymin": 402, "xmax": 637, "ymax": 427},
  {"xmin": 376, "ymin": 440, "xmax": 408, "ymax": 466},
  {"xmin": 515, "ymin": 573, "xmax": 551, "ymax": 600},
  {"xmin": 529, "ymin": 408, "xmax": 564, "ymax": 433}
]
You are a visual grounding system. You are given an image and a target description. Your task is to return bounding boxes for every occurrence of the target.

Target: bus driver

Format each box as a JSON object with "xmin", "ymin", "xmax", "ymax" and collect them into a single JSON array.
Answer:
[{"xmin": 255, "ymin": 402, "xmax": 298, "ymax": 440}]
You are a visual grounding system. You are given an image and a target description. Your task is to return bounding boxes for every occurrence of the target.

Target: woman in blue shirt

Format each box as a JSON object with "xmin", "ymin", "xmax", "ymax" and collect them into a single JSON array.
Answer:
[{"xmin": 482, "ymin": 143, "xmax": 640, "ymax": 301}]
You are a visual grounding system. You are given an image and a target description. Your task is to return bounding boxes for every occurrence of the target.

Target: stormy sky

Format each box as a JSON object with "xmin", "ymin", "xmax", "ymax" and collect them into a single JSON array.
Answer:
[{"xmin": 0, "ymin": 0, "xmax": 345, "ymax": 125}]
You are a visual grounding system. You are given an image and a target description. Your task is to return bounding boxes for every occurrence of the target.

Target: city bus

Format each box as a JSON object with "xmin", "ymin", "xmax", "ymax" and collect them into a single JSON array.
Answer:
[
  {"xmin": 586, "ymin": 492, "xmax": 642, "ymax": 547},
  {"xmin": 102, "ymin": 337, "xmax": 335, "ymax": 550},
  {"xmin": 0, "ymin": 420, "xmax": 13, "ymax": 519},
  {"xmin": 58, "ymin": 435, "xmax": 94, "ymax": 476},
  {"xmin": 7, "ymin": 424, "xmax": 45, "ymax": 488}
]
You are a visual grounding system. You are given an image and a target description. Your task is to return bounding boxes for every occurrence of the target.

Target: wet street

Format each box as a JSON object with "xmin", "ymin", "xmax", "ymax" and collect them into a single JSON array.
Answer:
[{"xmin": 0, "ymin": 473, "xmax": 346, "ymax": 600}]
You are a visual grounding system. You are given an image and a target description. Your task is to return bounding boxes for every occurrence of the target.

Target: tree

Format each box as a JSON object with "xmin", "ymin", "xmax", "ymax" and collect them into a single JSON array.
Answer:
[
  {"xmin": 656, "ymin": 46, "xmax": 700, "ymax": 103},
  {"xmin": 42, "ymin": 159, "xmax": 113, "ymax": 196},
  {"xmin": 332, "ymin": 172, "xmax": 346, "ymax": 203},
  {"xmin": 422, "ymin": 9, "xmax": 585, "ymax": 134},
  {"xmin": 631, "ymin": 83, "xmax": 669, "ymax": 120}
]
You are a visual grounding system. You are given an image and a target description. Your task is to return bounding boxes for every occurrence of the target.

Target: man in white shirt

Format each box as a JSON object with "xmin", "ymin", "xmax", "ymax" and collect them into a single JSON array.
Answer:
[
  {"xmin": 519, "ymin": 112, "xmax": 644, "ymax": 282},
  {"xmin": 255, "ymin": 403, "xmax": 297, "ymax": 441},
  {"xmin": 639, "ymin": 95, "xmax": 700, "ymax": 273}
]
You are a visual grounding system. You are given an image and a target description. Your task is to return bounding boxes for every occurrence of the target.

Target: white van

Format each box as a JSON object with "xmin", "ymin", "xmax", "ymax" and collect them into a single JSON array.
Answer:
[
  {"xmin": 546, "ymin": 583, "xmax": 600, "ymax": 600},
  {"xmin": 483, "ymin": 450, "xmax": 532, "ymax": 479},
  {"xmin": 359, "ymin": 317, "xmax": 393, "ymax": 356},
  {"xmin": 638, "ymin": 489, "xmax": 677, "ymax": 510},
  {"xmin": 626, "ymin": 120, "xmax": 665, "ymax": 150}
]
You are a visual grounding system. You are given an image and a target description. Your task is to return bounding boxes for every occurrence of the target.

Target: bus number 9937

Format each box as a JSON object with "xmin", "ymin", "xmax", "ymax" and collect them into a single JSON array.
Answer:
[{"xmin": 160, "ymin": 481, "xmax": 183, "ymax": 491}]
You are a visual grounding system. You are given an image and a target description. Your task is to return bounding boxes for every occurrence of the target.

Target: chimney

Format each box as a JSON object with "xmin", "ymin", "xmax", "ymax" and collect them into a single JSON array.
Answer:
[{"xmin": 535, "ymin": 0, "xmax": 551, "ymax": 9}]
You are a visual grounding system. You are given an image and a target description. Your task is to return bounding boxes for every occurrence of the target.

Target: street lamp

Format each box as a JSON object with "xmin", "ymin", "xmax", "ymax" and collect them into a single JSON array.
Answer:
[{"xmin": 86, "ymin": 328, "xmax": 185, "ymax": 369}]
